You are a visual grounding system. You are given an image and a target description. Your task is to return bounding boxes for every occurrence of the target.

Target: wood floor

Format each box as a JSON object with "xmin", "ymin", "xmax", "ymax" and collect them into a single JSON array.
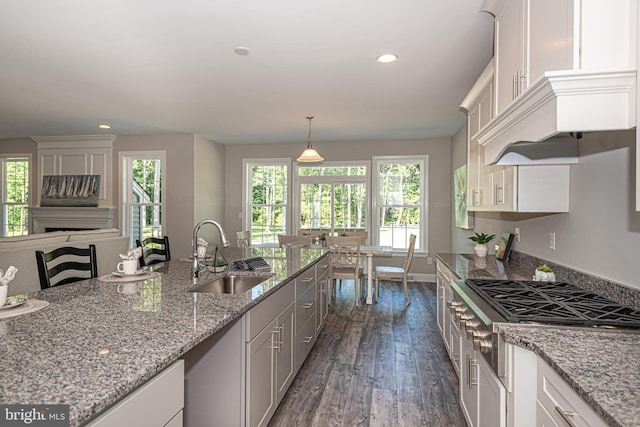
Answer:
[{"xmin": 268, "ymin": 279, "xmax": 467, "ymax": 427}]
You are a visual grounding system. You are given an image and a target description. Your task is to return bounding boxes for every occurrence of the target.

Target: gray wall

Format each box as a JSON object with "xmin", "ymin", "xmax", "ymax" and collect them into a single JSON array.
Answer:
[
  {"xmin": 451, "ymin": 127, "xmax": 640, "ymax": 291},
  {"xmin": 193, "ymin": 135, "xmax": 226, "ymax": 249},
  {"xmin": 223, "ymin": 138, "xmax": 452, "ymax": 276}
]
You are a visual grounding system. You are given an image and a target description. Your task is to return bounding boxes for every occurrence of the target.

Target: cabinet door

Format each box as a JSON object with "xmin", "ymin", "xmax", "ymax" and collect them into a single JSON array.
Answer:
[
  {"xmin": 495, "ymin": 0, "xmax": 525, "ymax": 114},
  {"xmin": 491, "ymin": 166, "xmax": 516, "ymax": 212},
  {"xmin": 467, "ymin": 105, "xmax": 481, "ymax": 209},
  {"xmin": 316, "ymin": 275, "xmax": 328, "ymax": 334},
  {"xmin": 460, "ymin": 337, "xmax": 479, "ymax": 427},
  {"xmin": 275, "ymin": 303, "xmax": 295, "ymax": 404},
  {"xmin": 449, "ymin": 314, "xmax": 461, "ymax": 377},
  {"xmin": 477, "ymin": 356, "xmax": 506, "ymax": 427},
  {"xmin": 528, "ymin": 0, "xmax": 574, "ymax": 84},
  {"xmin": 246, "ymin": 320, "xmax": 277, "ymax": 427}
]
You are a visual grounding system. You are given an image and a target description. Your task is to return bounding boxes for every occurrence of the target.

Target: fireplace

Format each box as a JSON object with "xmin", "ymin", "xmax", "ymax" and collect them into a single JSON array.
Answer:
[{"xmin": 29, "ymin": 207, "xmax": 117, "ymax": 233}]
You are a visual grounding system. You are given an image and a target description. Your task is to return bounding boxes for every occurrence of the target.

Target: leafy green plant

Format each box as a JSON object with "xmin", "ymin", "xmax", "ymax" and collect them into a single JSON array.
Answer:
[
  {"xmin": 468, "ymin": 232, "xmax": 496, "ymax": 245},
  {"xmin": 536, "ymin": 263, "xmax": 554, "ymax": 272}
]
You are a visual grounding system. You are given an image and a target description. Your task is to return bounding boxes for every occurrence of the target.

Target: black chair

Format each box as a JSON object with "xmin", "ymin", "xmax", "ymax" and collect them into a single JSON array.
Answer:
[
  {"xmin": 36, "ymin": 244, "xmax": 98, "ymax": 290},
  {"xmin": 136, "ymin": 236, "xmax": 171, "ymax": 267}
]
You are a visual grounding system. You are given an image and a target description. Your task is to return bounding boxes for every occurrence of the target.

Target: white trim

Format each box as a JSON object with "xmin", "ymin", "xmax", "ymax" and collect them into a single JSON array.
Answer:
[
  {"xmin": 242, "ymin": 158, "xmax": 291, "ymax": 236},
  {"xmin": 293, "ymin": 161, "xmax": 370, "ymax": 236},
  {"xmin": 372, "ymin": 155, "xmax": 429, "ymax": 252},
  {"xmin": 118, "ymin": 151, "xmax": 166, "ymax": 245}
]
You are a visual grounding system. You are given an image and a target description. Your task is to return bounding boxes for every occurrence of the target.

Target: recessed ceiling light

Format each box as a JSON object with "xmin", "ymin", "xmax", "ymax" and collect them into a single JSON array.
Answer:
[
  {"xmin": 234, "ymin": 46, "xmax": 251, "ymax": 56},
  {"xmin": 97, "ymin": 124, "xmax": 111, "ymax": 129},
  {"xmin": 376, "ymin": 54, "xmax": 398, "ymax": 64}
]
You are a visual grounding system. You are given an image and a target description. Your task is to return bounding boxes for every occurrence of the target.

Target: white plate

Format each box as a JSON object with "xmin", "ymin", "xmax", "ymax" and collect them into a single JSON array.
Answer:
[
  {"xmin": 111, "ymin": 269, "xmax": 147, "ymax": 277},
  {"xmin": 0, "ymin": 298, "xmax": 27, "ymax": 310}
]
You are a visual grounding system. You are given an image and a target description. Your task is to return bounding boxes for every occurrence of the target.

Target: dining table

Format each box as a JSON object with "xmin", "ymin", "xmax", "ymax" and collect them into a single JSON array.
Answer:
[{"xmin": 359, "ymin": 245, "xmax": 393, "ymax": 304}]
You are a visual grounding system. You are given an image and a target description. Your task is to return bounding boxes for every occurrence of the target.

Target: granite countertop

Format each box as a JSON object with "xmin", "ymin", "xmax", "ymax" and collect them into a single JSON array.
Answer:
[
  {"xmin": 436, "ymin": 253, "xmax": 640, "ymax": 427},
  {"xmin": 0, "ymin": 246, "xmax": 326, "ymax": 426}
]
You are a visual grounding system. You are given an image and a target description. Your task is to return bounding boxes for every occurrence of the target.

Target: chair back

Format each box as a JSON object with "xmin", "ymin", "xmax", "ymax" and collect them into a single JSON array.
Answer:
[
  {"xmin": 278, "ymin": 234, "xmax": 312, "ymax": 248},
  {"xmin": 136, "ymin": 236, "xmax": 171, "ymax": 267},
  {"xmin": 325, "ymin": 236, "xmax": 362, "ymax": 276},
  {"xmin": 338, "ymin": 230, "xmax": 367, "ymax": 244},
  {"xmin": 236, "ymin": 231, "xmax": 251, "ymax": 248},
  {"xmin": 403, "ymin": 234, "xmax": 417, "ymax": 272},
  {"xmin": 36, "ymin": 244, "xmax": 98, "ymax": 289}
]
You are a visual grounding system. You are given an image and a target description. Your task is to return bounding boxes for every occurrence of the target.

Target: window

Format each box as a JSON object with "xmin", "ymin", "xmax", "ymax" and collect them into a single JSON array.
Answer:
[
  {"xmin": 120, "ymin": 152, "xmax": 165, "ymax": 248},
  {"xmin": 373, "ymin": 156, "xmax": 427, "ymax": 251},
  {"xmin": 1, "ymin": 157, "xmax": 29, "ymax": 237},
  {"xmin": 295, "ymin": 162, "xmax": 369, "ymax": 237},
  {"xmin": 243, "ymin": 159, "xmax": 289, "ymax": 246}
]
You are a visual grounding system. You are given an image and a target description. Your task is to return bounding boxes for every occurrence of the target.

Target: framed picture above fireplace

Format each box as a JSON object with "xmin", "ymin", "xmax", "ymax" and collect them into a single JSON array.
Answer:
[{"xmin": 41, "ymin": 175, "xmax": 101, "ymax": 207}]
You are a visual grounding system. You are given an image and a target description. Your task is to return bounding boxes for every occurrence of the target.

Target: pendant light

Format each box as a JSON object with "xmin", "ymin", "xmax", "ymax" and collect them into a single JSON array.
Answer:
[{"xmin": 297, "ymin": 116, "xmax": 324, "ymax": 162}]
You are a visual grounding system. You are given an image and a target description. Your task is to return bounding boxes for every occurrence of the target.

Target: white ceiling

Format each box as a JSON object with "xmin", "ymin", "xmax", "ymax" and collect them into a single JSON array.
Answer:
[{"xmin": 0, "ymin": 1, "xmax": 494, "ymax": 145}]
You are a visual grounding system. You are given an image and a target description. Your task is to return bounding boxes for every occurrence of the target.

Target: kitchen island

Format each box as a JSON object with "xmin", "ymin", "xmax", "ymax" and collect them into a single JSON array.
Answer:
[
  {"xmin": 436, "ymin": 253, "xmax": 640, "ymax": 427},
  {"xmin": 0, "ymin": 246, "xmax": 327, "ymax": 426}
]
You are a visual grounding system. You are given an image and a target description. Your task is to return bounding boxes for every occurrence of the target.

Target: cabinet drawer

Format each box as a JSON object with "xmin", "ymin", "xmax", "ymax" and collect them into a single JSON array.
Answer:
[
  {"xmin": 88, "ymin": 360, "xmax": 184, "ymax": 427},
  {"xmin": 295, "ymin": 284, "xmax": 316, "ymax": 335},
  {"xmin": 315, "ymin": 256, "xmax": 330, "ymax": 280},
  {"xmin": 436, "ymin": 261, "xmax": 452, "ymax": 282},
  {"xmin": 246, "ymin": 280, "xmax": 295, "ymax": 342},
  {"xmin": 537, "ymin": 358, "xmax": 606, "ymax": 427},
  {"xmin": 294, "ymin": 315, "xmax": 316, "ymax": 372},
  {"xmin": 295, "ymin": 267, "xmax": 316, "ymax": 296}
]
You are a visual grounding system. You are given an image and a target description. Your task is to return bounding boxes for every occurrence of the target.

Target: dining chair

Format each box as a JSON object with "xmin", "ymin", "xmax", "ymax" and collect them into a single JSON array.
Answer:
[
  {"xmin": 136, "ymin": 236, "xmax": 171, "ymax": 267},
  {"xmin": 36, "ymin": 244, "xmax": 98, "ymax": 290},
  {"xmin": 325, "ymin": 235, "xmax": 365, "ymax": 306},
  {"xmin": 278, "ymin": 234, "xmax": 312, "ymax": 248},
  {"xmin": 374, "ymin": 234, "xmax": 416, "ymax": 303},
  {"xmin": 338, "ymin": 230, "xmax": 368, "ymax": 244},
  {"xmin": 236, "ymin": 230, "xmax": 251, "ymax": 248}
]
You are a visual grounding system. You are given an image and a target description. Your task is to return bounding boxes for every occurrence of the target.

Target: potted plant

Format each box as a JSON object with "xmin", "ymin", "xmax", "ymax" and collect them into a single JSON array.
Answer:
[
  {"xmin": 210, "ymin": 247, "xmax": 228, "ymax": 273},
  {"xmin": 535, "ymin": 263, "xmax": 556, "ymax": 281},
  {"xmin": 468, "ymin": 232, "xmax": 496, "ymax": 257}
]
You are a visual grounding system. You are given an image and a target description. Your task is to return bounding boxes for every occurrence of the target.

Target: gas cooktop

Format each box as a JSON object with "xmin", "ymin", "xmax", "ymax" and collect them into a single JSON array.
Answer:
[{"xmin": 464, "ymin": 279, "xmax": 640, "ymax": 328}]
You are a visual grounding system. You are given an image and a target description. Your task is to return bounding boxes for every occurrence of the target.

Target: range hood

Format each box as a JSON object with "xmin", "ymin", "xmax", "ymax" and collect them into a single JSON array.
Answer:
[{"xmin": 476, "ymin": 69, "xmax": 636, "ymax": 165}]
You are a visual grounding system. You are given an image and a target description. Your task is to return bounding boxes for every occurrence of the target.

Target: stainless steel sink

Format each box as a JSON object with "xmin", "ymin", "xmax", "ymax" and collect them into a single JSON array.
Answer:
[{"xmin": 190, "ymin": 275, "xmax": 269, "ymax": 294}]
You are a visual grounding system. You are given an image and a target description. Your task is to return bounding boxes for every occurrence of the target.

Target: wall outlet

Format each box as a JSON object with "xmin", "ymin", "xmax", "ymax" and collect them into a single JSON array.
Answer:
[
  {"xmin": 515, "ymin": 227, "xmax": 520, "ymax": 242},
  {"xmin": 427, "ymin": 256, "xmax": 433, "ymax": 265},
  {"xmin": 549, "ymin": 232, "xmax": 556, "ymax": 250}
]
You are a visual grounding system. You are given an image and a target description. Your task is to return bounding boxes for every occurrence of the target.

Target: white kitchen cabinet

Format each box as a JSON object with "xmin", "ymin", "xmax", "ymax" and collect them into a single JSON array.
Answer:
[
  {"xmin": 494, "ymin": 0, "xmax": 574, "ymax": 115},
  {"xmin": 537, "ymin": 358, "xmax": 607, "ymax": 427},
  {"xmin": 88, "ymin": 360, "xmax": 184, "ymax": 427},
  {"xmin": 463, "ymin": 58, "xmax": 571, "ymax": 213},
  {"xmin": 436, "ymin": 259, "xmax": 461, "ymax": 376},
  {"xmin": 460, "ymin": 337, "xmax": 506, "ymax": 427},
  {"xmin": 315, "ymin": 257, "xmax": 330, "ymax": 335}
]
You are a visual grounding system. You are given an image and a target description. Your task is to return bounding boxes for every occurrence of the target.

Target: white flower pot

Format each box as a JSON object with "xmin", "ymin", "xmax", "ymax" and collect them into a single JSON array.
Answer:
[
  {"xmin": 474, "ymin": 243, "xmax": 489, "ymax": 257},
  {"xmin": 534, "ymin": 270, "xmax": 556, "ymax": 281}
]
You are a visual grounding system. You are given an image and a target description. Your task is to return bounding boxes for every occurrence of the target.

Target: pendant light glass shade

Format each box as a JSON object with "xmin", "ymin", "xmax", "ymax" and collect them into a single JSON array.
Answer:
[{"xmin": 297, "ymin": 116, "xmax": 324, "ymax": 162}]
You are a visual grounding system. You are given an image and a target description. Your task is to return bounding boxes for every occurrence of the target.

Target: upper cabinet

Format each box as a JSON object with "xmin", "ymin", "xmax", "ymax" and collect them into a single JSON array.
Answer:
[
  {"xmin": 479, "ymin": 0, "xmax": 637, "ymax": 164},
  {"xmin": 495, "ymin": 0, "xmax": 574, "ymax": 115},
  {"xmin": 462, "ymin": 59, "xmax": 570, "ymax": 213}
]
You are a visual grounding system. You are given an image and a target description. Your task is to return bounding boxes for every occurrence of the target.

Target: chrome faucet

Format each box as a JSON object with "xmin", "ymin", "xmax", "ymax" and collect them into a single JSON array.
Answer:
[{"xmin": 192, "ymin": 219, "xmax": 230, "ymax": 284}]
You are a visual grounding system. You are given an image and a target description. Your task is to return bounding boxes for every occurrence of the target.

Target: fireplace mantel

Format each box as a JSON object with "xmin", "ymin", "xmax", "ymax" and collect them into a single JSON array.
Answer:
[{"xmin": 29, "ymin": 207, "xmax": 117, "ymax": 233}]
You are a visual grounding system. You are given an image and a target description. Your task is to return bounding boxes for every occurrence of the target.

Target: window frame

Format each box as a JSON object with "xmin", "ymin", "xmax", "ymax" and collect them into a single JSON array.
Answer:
[
  {"xmin": 242, "ymin": 158, "xmax": 291, "ymax": 245},
  {"xmin": 119, "ymin": 151, "xmax": 166, "ymax": 248},
  {"xmin": 372, "ymin": 155, "xmax": 428, "ymax": 252},
  {"xmin": 0, "ymin": 154, "xmax": 31, "ymax": 237},
  {"xmin": 293, "ymin": 160, "xmax": 370, "ymax": 237}
]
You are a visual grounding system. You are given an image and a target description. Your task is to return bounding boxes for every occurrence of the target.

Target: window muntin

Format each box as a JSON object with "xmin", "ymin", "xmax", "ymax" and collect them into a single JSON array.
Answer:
[
  {"xmin": 121, "ymin": 153, "xmax": 165, "ymax": 248},
  {"xmin": 374, "ymin": 156, "xmax": 427, "ymax": 251},
  {"xmin": 244, "ymin": 160, "xmax": 289, "ymax": 246},
  {"xmin": 1, "ymin": 157, "xmax": 29, "ymax": 237},
  {"xmin": 296, "ymin": 162, "xmax": 369, "ymax": 237}
]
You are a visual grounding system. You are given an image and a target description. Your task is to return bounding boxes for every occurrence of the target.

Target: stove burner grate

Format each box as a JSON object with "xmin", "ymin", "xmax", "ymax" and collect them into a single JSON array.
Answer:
[{"xmin": 464, "ymin": 279, "xmax": 640, "ymax": 328}]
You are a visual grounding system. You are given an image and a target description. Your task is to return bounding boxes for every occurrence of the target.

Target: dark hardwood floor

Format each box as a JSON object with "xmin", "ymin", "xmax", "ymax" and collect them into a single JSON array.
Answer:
[{"xmin": 268, "ymin": 279, "xmax": 467, "ymax": 427}]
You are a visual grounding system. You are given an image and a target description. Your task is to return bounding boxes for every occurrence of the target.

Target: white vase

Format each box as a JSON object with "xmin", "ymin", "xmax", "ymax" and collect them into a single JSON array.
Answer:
[
  {"xmin": 534, "ymin": 270, "xmax": 556, "ymax": 281},
  {"xmin": 474, "ymin": 243, "xmax": 488, "ymax": 257}
]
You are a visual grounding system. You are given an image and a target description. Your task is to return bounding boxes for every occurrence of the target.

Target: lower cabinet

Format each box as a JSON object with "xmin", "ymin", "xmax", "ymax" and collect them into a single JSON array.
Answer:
[
  {"xmin": 460, "ymin": 336, "xmax": 506, "ymax": 427},
  {"xmin": 88, "ymin": 360, "xmax": 184, "ymax": 427},
  {"xmin": 246, "ymin": 302, "xmax": 295, "ymax": 427}
]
